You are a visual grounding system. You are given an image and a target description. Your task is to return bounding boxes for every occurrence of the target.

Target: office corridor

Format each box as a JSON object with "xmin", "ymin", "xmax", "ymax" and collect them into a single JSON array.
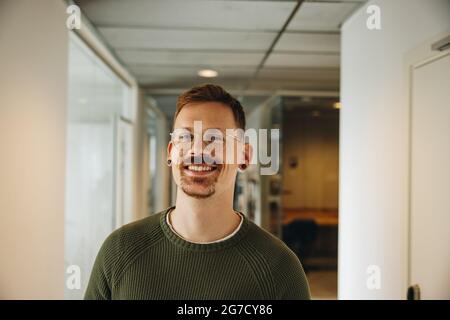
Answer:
[{"xmin": 0, "ymin": 0, "xmax": 449, "ymax": 300}]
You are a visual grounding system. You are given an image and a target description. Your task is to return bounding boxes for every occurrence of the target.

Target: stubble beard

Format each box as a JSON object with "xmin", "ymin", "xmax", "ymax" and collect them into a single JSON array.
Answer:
[{"xmin": 179, "ymin": 168, "xmax": 220, "ymax": 199}]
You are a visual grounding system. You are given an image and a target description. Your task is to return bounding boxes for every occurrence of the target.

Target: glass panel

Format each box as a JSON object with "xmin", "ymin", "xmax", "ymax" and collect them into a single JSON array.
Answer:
[
  {"xmin": 146, "ymin": 107, "xmax": 169, "ymax": 214},
  {"xmin": 281, "ymin": 96, "xmax": 339, "ymax": 299},
  {"xmin": 64, "ymin": 35, "xmax": 131, "ymax": 299}
]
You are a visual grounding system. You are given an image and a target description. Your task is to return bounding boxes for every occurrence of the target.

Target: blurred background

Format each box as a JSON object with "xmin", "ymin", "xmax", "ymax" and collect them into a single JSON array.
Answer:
[{"xmin": 0, "ymin": 0, "xmax": 449, "ymax": 300}]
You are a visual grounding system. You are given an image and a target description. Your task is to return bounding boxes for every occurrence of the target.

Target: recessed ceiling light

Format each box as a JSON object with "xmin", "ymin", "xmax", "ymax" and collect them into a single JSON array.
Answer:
[{"xmin": 198, "ymin": 69, "xmax": 218, "ymax": 78}]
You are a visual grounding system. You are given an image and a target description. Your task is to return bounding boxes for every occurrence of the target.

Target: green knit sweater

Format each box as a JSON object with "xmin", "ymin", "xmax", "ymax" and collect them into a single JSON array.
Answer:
[{"xmin": 84, "ymin": 207, "xmax": 311, "ymax": 300}]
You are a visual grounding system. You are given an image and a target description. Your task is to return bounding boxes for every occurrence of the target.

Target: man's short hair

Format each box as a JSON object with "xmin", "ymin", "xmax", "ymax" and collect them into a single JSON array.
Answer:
[{"xmin": 175, "ymin": 84, "xmax": 246, "ymax": 129}]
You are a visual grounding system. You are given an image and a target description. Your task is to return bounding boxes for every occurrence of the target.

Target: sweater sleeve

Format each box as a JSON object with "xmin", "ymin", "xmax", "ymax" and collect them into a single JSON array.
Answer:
[
  {"xmin": 84, "ymin": 231, "xmax": 120, "ymax": 300},
  {"xmin": 274, "ymin": 247, "xmax": 311, "ymax": 300}
]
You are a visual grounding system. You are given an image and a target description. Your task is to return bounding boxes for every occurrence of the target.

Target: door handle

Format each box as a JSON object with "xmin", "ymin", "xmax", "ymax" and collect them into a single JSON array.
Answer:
[{"xmin": 407, "ymin": 284, "xmax": 421, "ymax": 300}]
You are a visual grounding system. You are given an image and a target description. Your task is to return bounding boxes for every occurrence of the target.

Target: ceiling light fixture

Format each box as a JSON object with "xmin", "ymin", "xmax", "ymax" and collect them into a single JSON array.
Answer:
[{"xmin": 198, "ymin": 69, "xmax": 218, "ymax": 78}]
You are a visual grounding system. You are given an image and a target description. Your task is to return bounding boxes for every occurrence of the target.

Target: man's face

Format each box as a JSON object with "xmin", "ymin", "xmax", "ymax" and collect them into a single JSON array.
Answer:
[{"xmin": 168, "ymin": 102, "xmax": 246, "ymax": 199}]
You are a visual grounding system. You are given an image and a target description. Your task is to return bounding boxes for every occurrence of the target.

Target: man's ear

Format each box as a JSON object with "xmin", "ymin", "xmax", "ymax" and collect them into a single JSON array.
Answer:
[
  {"xmin": 167, "ymin": 141, "xmax": 173, "ymax": 161},
  {"xmin": 243, "ymin": 142, "xmax": 253, "ymax": 166}
]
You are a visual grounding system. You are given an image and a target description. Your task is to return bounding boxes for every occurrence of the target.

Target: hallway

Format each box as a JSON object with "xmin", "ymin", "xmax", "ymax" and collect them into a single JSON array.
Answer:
[{"xmin": 0, "ymin": 0, "xmax": 449, "ymax": 300}]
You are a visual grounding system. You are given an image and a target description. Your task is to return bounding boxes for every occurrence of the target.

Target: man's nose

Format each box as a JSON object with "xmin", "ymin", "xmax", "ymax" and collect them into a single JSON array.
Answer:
[
  {"xmin": 188, "ymin": 135, "xmax": 216, "ymax": 163},
  {"xmin": 192, "ymin": 135, "xmax": 204, "ymax": 156}
]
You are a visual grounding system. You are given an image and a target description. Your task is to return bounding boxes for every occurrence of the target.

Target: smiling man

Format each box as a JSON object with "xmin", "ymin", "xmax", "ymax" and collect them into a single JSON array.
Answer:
[{"xmin": 84, "ymin": 84, "xmax": 310, "ymax": 300}]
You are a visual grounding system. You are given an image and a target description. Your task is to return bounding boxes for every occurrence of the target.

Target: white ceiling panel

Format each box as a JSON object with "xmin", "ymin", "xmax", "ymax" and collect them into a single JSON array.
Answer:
[
  {"xmin": 274, "ymin": 32, "xmax": 340, "ymax": 52},
  {"xmin": 258, "ymin": 67, "xmax": 339, "ymax": 81},
  {"xmin": 140, "ymin": 77, "xmax": 249, "ymax": 90},
  {"xmin": 74, "ymin": 0, "xmax": 350, "ymax": 93},
  {"xmin": 265, "ymin": 53, "xmax": 340, "ymax": 68},
  {"xmin": 116, "ymin": 50, "xmax": 264, "ymax": 67},
  {"xmin": 247, "ymin": 78, "xmax": 339, "ymax": 91},
  {"xmin": 128, "ymin": 65, "xmax": 257, "ymax": 78},
  {"xmin": 76, "ymin": 0, "xmax": 296, "ymax": 31},
  {"xmin": 99, "ymin": 27, "xmax": 276, "ymax": 51},
  {"xmin": 287, "ymin": 2, "xmax": 361, "ymax": 32}
]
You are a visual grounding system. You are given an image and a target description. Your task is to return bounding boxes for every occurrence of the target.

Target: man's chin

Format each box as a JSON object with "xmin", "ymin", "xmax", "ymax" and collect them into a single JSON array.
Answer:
[{"xmin": 181, "ymin": 185, "xmax": 215, "ymax": 199}]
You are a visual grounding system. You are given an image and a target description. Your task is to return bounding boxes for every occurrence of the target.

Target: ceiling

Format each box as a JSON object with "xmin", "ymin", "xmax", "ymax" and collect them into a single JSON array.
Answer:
[{"xmin": 75, "ymin": 0, "xmax": 366, "ymax": 116}]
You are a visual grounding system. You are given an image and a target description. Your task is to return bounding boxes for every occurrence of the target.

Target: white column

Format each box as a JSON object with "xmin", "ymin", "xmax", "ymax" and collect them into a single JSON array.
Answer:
[
  {"xmin": 0, "ymin": 0, "xmax": 68, "ymax": 299},
  {"xmin": 339, "ymin": 0, "xmax": 450, "ymax": 299}
]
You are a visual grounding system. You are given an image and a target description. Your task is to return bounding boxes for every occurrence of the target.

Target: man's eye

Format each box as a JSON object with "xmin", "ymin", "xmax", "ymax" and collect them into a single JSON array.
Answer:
[
  {"xmin": 178, "ymin": 133, "xmax": 192, "ymax": 141},
  {"xmin": 206, "ymin": 134, "xmax": 223, "ymax": 142}
]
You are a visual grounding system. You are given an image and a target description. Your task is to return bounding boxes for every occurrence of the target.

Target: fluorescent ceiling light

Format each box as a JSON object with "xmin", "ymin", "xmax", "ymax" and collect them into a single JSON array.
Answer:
[{"xmin": 198, "ymin": 69, "xmax": 218, "ymax": 78}]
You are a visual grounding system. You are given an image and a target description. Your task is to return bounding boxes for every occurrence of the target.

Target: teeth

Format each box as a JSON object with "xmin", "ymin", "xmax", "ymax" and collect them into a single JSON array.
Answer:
[{"xmin": 187, "ymin": 165, "xmax": 214, "ymax": 172}]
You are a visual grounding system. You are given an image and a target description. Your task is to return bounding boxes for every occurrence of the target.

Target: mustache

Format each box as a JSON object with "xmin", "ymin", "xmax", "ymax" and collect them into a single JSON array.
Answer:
[{"xmin": 178, "ymin": 154, "xmax": 222, "ymax": 166}]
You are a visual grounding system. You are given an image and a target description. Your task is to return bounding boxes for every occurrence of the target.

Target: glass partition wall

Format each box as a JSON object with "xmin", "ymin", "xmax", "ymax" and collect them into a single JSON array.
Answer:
[
  {"xmin": 236, "ymin": 95, "xmax": 340, "ymax": 299},
  {"xmin": 64, "ymin": 34, "xmax": 133, "ymax": 299},
  {"xmin": 145, "ymin": 105, "xmax": 170, "ymax": 215},
  {"xmin": 281, "ymin": 96, "xmax": 340, "ymax": 299}
]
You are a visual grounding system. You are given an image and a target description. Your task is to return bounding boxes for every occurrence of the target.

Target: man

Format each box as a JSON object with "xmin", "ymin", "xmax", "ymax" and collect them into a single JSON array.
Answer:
[{"xmin": 85, "ymin": 84, "xmax": 310, "ymax": 300}]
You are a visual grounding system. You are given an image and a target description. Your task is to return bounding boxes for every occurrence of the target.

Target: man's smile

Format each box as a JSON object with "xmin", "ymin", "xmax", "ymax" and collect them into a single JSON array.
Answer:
[{"xmin": 183, "ymin": 164, "xmax": 219, "ymax": 177}]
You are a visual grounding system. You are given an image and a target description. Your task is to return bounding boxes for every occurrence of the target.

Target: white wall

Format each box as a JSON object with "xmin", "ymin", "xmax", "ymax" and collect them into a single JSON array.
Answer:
[
  {"xmin": 0, "ymin": 0, "xmax": 68, "ymax": 299},
  {"xmin": 339, "ymin": 0, "xmax": 450, "ymax": 299}
]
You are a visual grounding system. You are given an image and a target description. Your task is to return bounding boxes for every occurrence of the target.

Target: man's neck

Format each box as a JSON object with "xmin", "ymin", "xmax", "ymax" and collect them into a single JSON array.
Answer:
[{"xmin": 171, "ymin": 189, "xmax": 241, "ymax": 243}]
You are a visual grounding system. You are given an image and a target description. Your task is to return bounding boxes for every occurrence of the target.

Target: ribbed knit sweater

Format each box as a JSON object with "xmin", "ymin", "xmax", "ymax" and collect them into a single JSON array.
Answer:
[{"xmin": 84, "ymin": 207, "xmax": 311, "ymax": 300}]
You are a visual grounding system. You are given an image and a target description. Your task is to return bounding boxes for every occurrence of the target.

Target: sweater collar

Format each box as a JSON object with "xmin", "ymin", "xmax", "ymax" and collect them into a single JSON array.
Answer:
[{"xmin": 159, "ymin": 206, "xmax": 251, "ymax": 252}]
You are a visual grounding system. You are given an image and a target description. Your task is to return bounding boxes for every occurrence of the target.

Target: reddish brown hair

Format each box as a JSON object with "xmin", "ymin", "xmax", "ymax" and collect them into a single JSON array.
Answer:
[{"xmin": 175, "ymin": 84, "xmax": 246, "ymax": 129}]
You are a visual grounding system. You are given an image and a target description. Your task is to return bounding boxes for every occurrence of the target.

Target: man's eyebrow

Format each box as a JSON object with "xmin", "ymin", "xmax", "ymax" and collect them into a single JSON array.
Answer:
[{"xmin": 175, "ymin": 126, "xmax": 232, "ymax": 131}]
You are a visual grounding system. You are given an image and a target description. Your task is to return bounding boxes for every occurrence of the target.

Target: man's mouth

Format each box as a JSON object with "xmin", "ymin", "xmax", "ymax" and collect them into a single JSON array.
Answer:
[{"xmin": 183, "ymin": 164, "xmax": 219, "ymax": 176}]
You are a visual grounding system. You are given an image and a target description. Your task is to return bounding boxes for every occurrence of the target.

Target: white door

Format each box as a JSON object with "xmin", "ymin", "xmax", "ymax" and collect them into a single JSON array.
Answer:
[{"xmin": 410, "ymin": 51, "xmax": 450, "ymax": 299}]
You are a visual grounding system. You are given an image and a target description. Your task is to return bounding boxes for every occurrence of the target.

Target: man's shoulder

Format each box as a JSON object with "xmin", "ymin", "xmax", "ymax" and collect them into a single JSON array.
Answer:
[
  {"xmin": 244, "ymin": 220, "xmax": 303, "ymax": 268},
  {"xmin": 117, "ymin": 211, "xmax": 163, "ymax": 237},
  {"xmin": 100, "ymin": 210, "xmax": 166, "ymax": 256},
  {"xmin": 246, "ymin": 220, "xmax": 291, "ymax": 253},
  {"xmin": 240, "ymin": 220, "xmax": 310, "ymax": 299}
]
